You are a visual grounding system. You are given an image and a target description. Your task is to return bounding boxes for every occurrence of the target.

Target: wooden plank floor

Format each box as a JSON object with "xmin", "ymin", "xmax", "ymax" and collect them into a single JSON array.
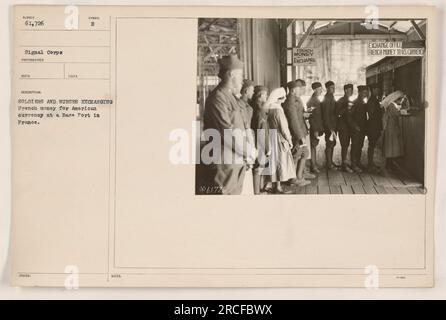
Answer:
[{"xmin": 281, "ymin": 135, "xmax": 424, "ymax": 195}]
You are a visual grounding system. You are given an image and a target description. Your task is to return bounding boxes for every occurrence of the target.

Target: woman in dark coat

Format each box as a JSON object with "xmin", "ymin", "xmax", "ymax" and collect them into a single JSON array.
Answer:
[{"xmin": 250, "ymin": 86, "xmax": 269, "ymax": 194}]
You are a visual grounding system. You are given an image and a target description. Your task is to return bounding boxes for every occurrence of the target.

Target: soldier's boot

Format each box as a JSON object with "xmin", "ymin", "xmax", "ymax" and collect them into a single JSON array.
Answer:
[
  {"xmin": 357, "ymin": 147, "xmax": 366, "ymax": 171},
  {"xmin": 367, "ymin": 148, "xmax": 376, "ymax": 173},
  {"xmin": 326, "ymin": 146, "xmax": 338, "ymax": 170},
  {"xmin": 340, "ymin": 145, "xmax": 353, "ymax": 172},
  {"xmin": 325, "ymin": 149, "xmax": 333, "ymax": 169},
  {"xmin": 341, "ymin": 163, "xmax": 354, "ymax": 173},
  {"xmin": 350, "ymin": 147, "xmax": 362, "ymax": 173},
  {"xmin": 253, "ymin": 172, "xmax": 261, "ymax": 195},
  {"xmin": 367, "ymin": 144, "xmax": 380, "ymax": 172}
]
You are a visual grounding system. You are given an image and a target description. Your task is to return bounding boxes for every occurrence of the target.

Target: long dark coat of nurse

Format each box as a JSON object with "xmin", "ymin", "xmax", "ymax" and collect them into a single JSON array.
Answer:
[
  {"xmin": 201, "ymin": 85, "xmax": 246, "ymax": 195},
  {"xmin": 382, "ymin": 103, "xmax": 404, "ymax": 158}
]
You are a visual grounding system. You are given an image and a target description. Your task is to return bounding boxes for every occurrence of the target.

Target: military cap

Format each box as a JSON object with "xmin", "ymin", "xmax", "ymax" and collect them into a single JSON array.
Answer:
[
  {"xmin": 343, "ymin": 84, "xmax": 353, "ymax": 90},
  {"xmin": 311, "ymin": 82, "xmax": 322, "ymax": 90},
  {"xmin": 217, "ymin": 55, "xmax": 244, "ymax": 77},
  {"xmin": 357, "ymin": 85, "xmax": 369, "ymax": 91},
  {"xmin": 254, "ymin": 85, "xmax": 268, "ymax": 94},
  {"xmin": 241, "ymin": 79, "xmax": 254, "ymax": 93},
  {"xmin": 286, "ymin": 80, "xmax": 299, "ymax": 91},
  {"xmin": 325, "ymin": 81, "xmax": 335, "ymax": 88}
]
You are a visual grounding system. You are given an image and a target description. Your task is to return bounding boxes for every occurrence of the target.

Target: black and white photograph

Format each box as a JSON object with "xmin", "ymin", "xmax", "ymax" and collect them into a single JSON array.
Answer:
[
  {"xmin": 4, "ymin": 3, "xmax": 441, "ymax": 293},
  {"xmin": 195, "ymin": 18, "xmax": 427, "ymax": 195}
]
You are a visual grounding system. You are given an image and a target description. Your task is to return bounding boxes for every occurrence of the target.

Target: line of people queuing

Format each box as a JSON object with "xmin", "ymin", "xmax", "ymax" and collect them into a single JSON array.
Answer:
[{"xmin": 199, "ymin": 54, "xmax": 408, "ymax": 195}]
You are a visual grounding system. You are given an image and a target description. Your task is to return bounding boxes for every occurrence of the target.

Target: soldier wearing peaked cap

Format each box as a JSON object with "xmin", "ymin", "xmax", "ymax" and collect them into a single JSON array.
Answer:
[
  {"xmin": 321, "ymin": 80, "xmax": 338, "ymax": 170},
  {"xmin": 348, "ymin": 85, "xmax": 369, "ymax": 173},
  {"xmin": 306, "ymin": 82, "xmax": 324, "ymax": 173},
  {"xmin": 238, "ymin": 79, "xmax": 255, "ymax": 127},
  {"xmin": 335, "ymin": 83, "xmax": 354, "ymax": 172},
  {"xmin": 253, "ymin": 85, "xmax": 268, "ymax": 94},
  {"xmin": 282, "ymin": 79, "xmax": 313, "ymax": 187},
  {"xmin": 200, "ymin": 55, "xmax": 255, "ymax": 195}
]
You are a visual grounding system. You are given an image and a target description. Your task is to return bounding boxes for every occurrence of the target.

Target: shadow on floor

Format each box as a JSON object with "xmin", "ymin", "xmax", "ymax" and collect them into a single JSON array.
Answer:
[{"xmin": 281, "ymin": 135, "xmax": 424, "ymax": 195}]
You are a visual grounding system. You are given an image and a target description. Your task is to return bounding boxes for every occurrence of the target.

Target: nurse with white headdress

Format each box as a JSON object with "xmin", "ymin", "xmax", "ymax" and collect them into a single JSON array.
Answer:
[
  {"xmin": 380, "ymin": 90, "xmax": 407, "ymax": 172},
  {"xmin": 265, "ymin": 87, "xmax": 297, "ymax": 194}
]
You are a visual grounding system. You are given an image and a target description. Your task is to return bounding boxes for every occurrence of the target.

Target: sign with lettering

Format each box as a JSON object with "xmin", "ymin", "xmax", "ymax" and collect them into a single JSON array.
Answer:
[
  {"xmin": 367, "ymin": 41, "xmax": 424, "ymax": 56},
  {"xmin": 292, "ymin": 47, "xmax": 316, "ymax": 66}
]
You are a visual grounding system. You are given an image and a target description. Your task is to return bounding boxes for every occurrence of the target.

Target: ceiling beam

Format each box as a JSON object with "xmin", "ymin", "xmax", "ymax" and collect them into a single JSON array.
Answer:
[
  {"xmin": 198, "ymin": 43, "xmax": 237, "ymax": 47},
  {"xmin": 202, "ymin": 35, "xmax": 218, "ymax": 62},
  {"xmin": 388, "ymin": 21, "xmax": 398, "ymax": 30},
  {"xmin": 198, "ymin": 31, "xmax": 237, "ymax": 36},
  {"xmin": 287, "ymin": 19, "xmax": 297, "ymax": 29},
  {"xmin": 410, "ymin": 20, "xmax": 426, "ymax": 40},
  {"xmin": 199, "ymin": 18, "xmax": 219, "ymax": 32},
  {"xmin": 297, "ymin": 20, "xmax": 317, "ymax": 48}
]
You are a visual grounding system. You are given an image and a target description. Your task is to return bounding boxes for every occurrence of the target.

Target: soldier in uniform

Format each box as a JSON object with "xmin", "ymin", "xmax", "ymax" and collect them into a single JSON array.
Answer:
[
  {"xmin": 321, "ymin": 80, "xmax": 338, "ymax": 170},
  {"xmin": 238, "ymin": 79, "xmax": 254, "ymax": 127},
  {"xmin": 348, "ymin": 85, "xmax": 369, "ymax": 173},
  {"xmin": 282, "ymin": 79, "xmax": 313, "ymax": 187},
  {"xmin": 366, "ymin": 84, "xmax": 384, "ymax": 173},
  {"xmin": 335, "ymin": 84, "xmax": 354, "ymax": 172},
  {"xmin": 306, "ymin": 82, "xmax": 324, "ymax": 173},
  {"xmin": 201, "ymin": 55, "xmax": 255, "ymax": 195},
  {"xmin": 237, "ymin": 79, "xmax": 256, "ymax": 186}
]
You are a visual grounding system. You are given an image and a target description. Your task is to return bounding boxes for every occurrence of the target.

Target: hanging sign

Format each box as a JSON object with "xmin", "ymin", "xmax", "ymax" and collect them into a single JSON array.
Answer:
[
  {"xmin": 367, "ymin": 41, "xmax": 424, "ymax": 56},
  {"xmin": 292, "ymin": 47, "xmax": 316, "ymax": 66}
]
